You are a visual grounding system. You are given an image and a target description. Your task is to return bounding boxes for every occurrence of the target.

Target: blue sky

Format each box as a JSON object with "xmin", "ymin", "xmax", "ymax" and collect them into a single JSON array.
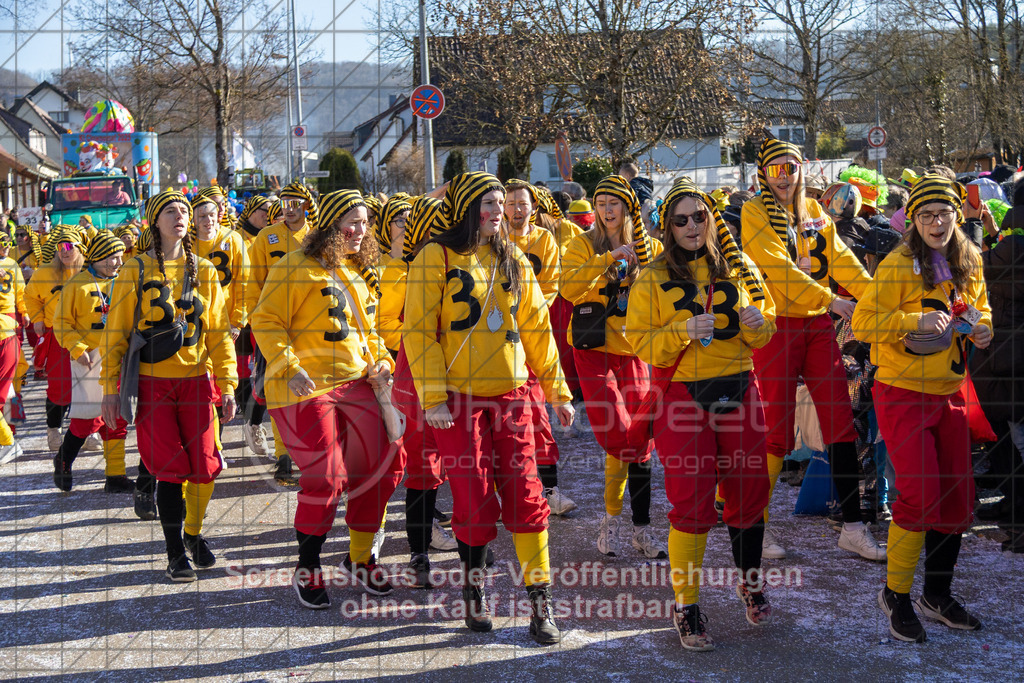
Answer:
[{"xmin": 1, "ymin": 0, "xmax": 388, "ymax": 81}]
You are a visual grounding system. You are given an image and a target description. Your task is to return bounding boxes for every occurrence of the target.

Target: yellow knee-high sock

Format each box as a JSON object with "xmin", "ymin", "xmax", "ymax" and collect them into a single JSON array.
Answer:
[
  {"xmin": 183, "ymin": 481, "xmax": 215, "ymax": 536},
  {"xmin": 271, "ymin": 417, "xmax": 287, "ymax": 459},
  {"xmin": 668, "ymin": 528, "xmax": 708, "ymax": 606},
  {"xmin": 604, "ymin": 453, "xmax": 629, "ymax": 517},
  {"xmin": 886, "ymin": 523, "xmax": 925, "ymax": 594},
  {"xmin": 763, "ymin": 453, "xmax": 786, "ymax": 525},
  {"xmin": 103, "ymin": 438, "xmax": 126, "ymax": 476},
  {"xmin": 350, "ymin": 530, "xmax": 376, "ymax": 564},
  {"xmin": 14, "ymin": 349, "xmax": 27, "ymax": 394},
  {"xmin": 512, "ymin": 530, "xmax": 551, "ymax": 586},
  {"xmin": 0, "ymin": 416, "xmax": 13, "ymax": 446}
]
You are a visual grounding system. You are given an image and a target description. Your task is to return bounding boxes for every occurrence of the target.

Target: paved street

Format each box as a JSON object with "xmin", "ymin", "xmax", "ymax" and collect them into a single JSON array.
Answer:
[{"xmin": 2, "ymin": 368, "xmax": 1022, "ymax": 682}]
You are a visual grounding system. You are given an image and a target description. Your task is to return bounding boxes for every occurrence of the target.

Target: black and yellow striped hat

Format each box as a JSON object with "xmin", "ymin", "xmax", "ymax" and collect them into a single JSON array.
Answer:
[
  {"xmin": 138, "ymin": 227, "xmax": 152, "ymax": 253},
  {"xmin": 535, "ymin": 186, "xmax": 563, "ymax": 220},
  {"xmin": 279, "ymin": 181, "xmax": 320, "ymax": 229},
  {"xmin": 197, "ymin": 186, "xmax": 224, "ymax": 200},
  {"xmin": 40, "ymin": 225, "xmax": 85, "ymax": 263},
  {"xmin": 504, "ymin": 179, "xmax": 540, "ymax": 221},
  {"xmin": 593, "ymin": 174, "xmax": 654, "ymax": 266},
  {"xmin": 240, "ymin": 195, "xmax": 271, "ymax": 222},
  {"xmin": 363, "ymin": 195, "xmax": 382, "ymax": 223},
  {"xmin": 405, "ymin": 195, "xmax": 441, "ymax": 262},
  {"xmin": 144, "ymin": 189, "xmax": 192, "ymax": 229},
  {"xmin": 756, "ymin": 137, "xmax": 804, "ymax": 241},
  {"xmin": 438, "ymin": 172, "xmax": 505, "ymax": 232},
  {"xmin": 661, "ymin": 177, "xmax": 764, "ymax": 302},
  {"xmin": 114, "ymin": 224, "xmax": 139, "ymax": 239},
  {"xmin": 906, "ymin": 174, "xmax": 966, "ymax": 224},
  {"xmin": 191, "ymin": 193, "xmax": 218, "ymax": 211},
  {"xmin": 266, "ymin": 201, "xmax": 282, "ymax": 225},
  {"xmin": 317, "ymin": 189, "xmax": 365, "ymax": 232},
  {"xmin": 85, "ymin": 230, "xmax": 126, "ymax": 263},
  {"xmin": 375, "ymin": 196, "xmax": 413, "ymax": 252}
]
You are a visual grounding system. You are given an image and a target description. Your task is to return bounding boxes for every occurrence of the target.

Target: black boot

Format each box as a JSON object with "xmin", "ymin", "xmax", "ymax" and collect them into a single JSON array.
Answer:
[
  {"xmin": 527, "ymin": 583, "xmax": 561, "ymax": 645},
  {"xmin": 134, "ymin": 461, "xmax": 157, "ymax": 521},
  {"xmin": 275, "ymin": 454, "xmax": 300, "ymax": 485},
  {"xmin": 53, "ymin": 433, "xmax": 86, "ymax": 492},
  {"xmin": 458, "ymin": 540, "xmax": 492, "ymax": 632}
]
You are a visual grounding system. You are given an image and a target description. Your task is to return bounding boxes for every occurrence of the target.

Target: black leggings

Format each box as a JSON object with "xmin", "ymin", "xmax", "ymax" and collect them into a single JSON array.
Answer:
[{"xmin": 45, "ymin": 398, "xmax": 68, "ymax": 430}]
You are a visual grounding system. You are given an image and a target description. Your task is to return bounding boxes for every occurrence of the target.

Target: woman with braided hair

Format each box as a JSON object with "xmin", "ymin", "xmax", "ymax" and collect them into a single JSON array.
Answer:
[
  {"xmin": 100, "ymin": 189, "xmax": 237, "ymax": 582},
  {"xmin": 25, "ymin": 226, "xmax": 89, "ymax": 452},
  {"xmin": 854, "ymin": 174, "xmax": 991, "ymax": 642},
  {"xmin": 251, "ymin": 189, "xmax": 402, "ymax": 609},
  {"xmin": 560, "ymin": 175, "xmax": 666, "ymax": 560},
  {"xmin": 52, "ymin": 232, "xmax": 139, "ymax": 496},
  {"xmin": 405, "ymin": 172, "xmax": 573, "ymax": 644},
  {"xmin": 246, "ymin": 181, "xmax": 320, "ymax": 483},
  {"xmin": 627, "ymin": 177, "xmax": 776, "ymax": 650},
  {"xmin": 742, "ymin": 137, "xmax": 884, "ymax": 562}
]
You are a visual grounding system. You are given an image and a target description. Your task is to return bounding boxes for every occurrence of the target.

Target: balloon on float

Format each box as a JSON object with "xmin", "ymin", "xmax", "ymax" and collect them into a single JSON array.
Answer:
[
  {"xmin": 81, "ymin": 100, "xmax": 136, "ymax": 133},
  {"xmin": 228, "ymin": 190, "xmax": 237, "ymax": 199},
  {"xmin": 177, "ymin": 172, "xmax": 188, "ymax": 184}
]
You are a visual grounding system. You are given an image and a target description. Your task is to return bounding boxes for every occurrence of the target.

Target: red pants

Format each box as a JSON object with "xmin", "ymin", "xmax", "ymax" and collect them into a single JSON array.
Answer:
[
  {"xmin": 752, "ymin": 314, "xmax": 856, "ymax": 455},
  {"xmin": 0, "ymin": 334, "xmax": 17, "ymax": 406},
  {"xmin": 44, "ymin": 329, "xmax": 72, "ymax": 405},
  {"xmin": 873, "ymin": 382, "xmax": 974, "ymax": 534},
  {"xmin": 70, "ymin": 415, "xmax": 128, "ymax": 440},
  {"xmin": 392, "ymin": 344, "xmax": 445, "ymax": 491},
  {"xmin": 526, "ymin": 375, "xmax": 560, "ymax": 467},
  {"xmin": 550, "ymin": 296, "xmax": 580, "ymax": 394},
  {"xmin": 237, "ymin": 351, "xmax": 252, "ymax": 380},
  {"xmin": 655, "ymin": 381, "xmax": 769, "ymax": 534},
  {"xmin": 573, "ymin": 349, "xmax": 652, "ymax": 463},
  {"xmin": 432, "ymin": 385, "xmax": 549, "ymax": 546},
  {"xmin": 136, "ymin": 375, "xmax": 222, "ymax": 484},
  {"xmin": 270, "ymin": 380, "xmax": 404, "ymax": 537}
]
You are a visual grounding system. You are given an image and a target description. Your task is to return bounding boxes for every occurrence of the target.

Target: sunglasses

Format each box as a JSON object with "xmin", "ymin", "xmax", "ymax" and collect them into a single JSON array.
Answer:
[
  {"xmin": 763, "ymin": 162, "xmax": 801, "ymax": 178},
  {"xmin": 670, "ymin": 209, "xmax": 708, "ymax": 227},
  {"xmin": 58, "ymin": 242, "xmax": 76, "ymax": 252},
  {"xmin": 282, "ymin": 199, "xmax": 305, "ymax": 209}
]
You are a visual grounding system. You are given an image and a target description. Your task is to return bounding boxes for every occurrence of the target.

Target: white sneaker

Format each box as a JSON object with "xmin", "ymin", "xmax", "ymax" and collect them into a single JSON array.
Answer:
[
  {"xmin": 631, "ymin": 525, "xmax": 668, "ymax": 559},
  {"xmin": 83, "ymin": 433, "xmax": 103, "ymax": 452},
  {"xmin": 369, "ymin": 525, "xmax": 386, "ymax": 564},
  {"xmin": 545, "ymin": 486, "xmax": 578, "ymax": 516},
  {"xmin": 47, "ymin": 428, "xmax": 62, "ymax": 453},
  {"xmin": 0, "ymin": 441, "xmax": 23, "ymax": 465},
  {"xmin": 244, "ymin": 423, "xmax": 269, "ymax": 457},
  {"xmin": 838, "ymin": 522, "xmax": 887, "ymax": 562},
  {"xmin": 762, "ymin": 528, "xmax": 787, "ymax": 560},
  {"xmin": 429, "ymin": 520, "xmax": 458, "ymax": 551},
  {"xmin": 597, "ymin": 513, "xmax": 621, "ymax": 556}
]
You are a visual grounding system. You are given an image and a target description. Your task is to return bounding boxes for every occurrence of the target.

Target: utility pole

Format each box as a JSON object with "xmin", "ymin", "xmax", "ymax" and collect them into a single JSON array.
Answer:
[
  {"xmin": 419, "ymin": 0, "xmax": 435, "ymax": 188},
  {"xmin": 290, "ymin": 0, "xmax": 304, "ymax": 180}
]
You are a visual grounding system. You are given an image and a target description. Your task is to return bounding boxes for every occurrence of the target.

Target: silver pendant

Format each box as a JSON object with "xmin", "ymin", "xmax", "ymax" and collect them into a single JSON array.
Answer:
[{"xmin": 487, "ymin": 306, "xmax": 503, "ymax": 333}]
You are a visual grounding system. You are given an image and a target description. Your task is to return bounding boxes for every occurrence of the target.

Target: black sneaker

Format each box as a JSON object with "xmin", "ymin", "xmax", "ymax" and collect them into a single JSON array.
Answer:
[
  {"xmin": 339, "ymin": 553, "xmax": 393, "ymax": 596},
  {"xmin": 293, "ymin": 567, "xmax": 330, "ymax": 610},
  {"xmin": 878, "ymin": 587, "xmax": 927, "ymax": 642},
  {"xmin": 166, "ymin": 554, "xmax": 197, "ymax": 582},
  {"xmin": 462, "ymin": 584, "xmax": 493, "ymax": 632},
  {"xmin": 527, "ymin": 583, "xmax": 561, "ymax": 645},
  {"xmin": 410, "ymin": 553, "xmax": 431, "ymax": 589},
  {"xmin": 183, "ymin": 532, "xmax": 216, "ymax": 569},
  {"xmin": 485, "ymin": 544, "xmax": 495, "ymax": 567},
  {"xmin": 53, "ymin": 453, "xmax": 72, "ymax": 492},
  {"xmin": 916, "ymin": 593, "xmax": 982, "ymax": 631},
  {"xmin": 104, "ymin": 475, "xmax": 135, "ymax": 494},
  {"xmin": 672, "ymin": 603, "xmax": 714, "ymax": 651},
  {"xmin": 433, "ymin": 507, "xmax": 452, "ymax": 528},
  {"xmin": 274, "ymin": 454, "xmax": 300, "ymax": 486},
  {"xmin": 134, "ymin": 488, "xmax": 157, "ymax": 521}
]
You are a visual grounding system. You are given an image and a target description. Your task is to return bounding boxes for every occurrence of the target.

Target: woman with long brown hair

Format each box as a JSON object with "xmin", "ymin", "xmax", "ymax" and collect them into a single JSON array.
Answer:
[
  {"xmin": 627, "ymin": 177, "xmax": 776, "ymax": 650},
  {"xmin": 404, "ymin": 172, "xmax": 573, "ymax": 644},
  {"xmin": 853, "ymin": 174, "xmax": 991, "ymax": 643},
  {"xmin": 742, "ymin": 137, "xmax": 883, "ymax": 562},
  {"xmin": 251, "ymin": 189, "xmax": 402, "ymax": 609},
  {"xmin": 560, "ymin": 175, "xmax": 665, "ymax": 560}
]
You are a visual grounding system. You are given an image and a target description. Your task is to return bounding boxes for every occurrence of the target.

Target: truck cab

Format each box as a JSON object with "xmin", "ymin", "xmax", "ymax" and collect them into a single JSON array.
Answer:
[{"xmin": 46, "ymin": 172, "xmax": 140, "ymax": 229}]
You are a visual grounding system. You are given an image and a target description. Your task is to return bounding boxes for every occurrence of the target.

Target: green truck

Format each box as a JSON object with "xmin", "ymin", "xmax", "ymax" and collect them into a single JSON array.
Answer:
[{"xmin": 45, "ymin": 172, "xmax": 140, "ymax": 230}]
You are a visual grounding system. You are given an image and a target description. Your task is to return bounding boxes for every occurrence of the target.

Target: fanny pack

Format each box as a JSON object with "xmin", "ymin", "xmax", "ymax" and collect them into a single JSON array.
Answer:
[
  {"xmin": 137, "ymin": 259, "xmax": 194, "ymax": 364},
  {"xmin": 903, "ymin": 324, "xmax": 953, "ymax": 355},
  {"xmin": 684, "ymin": 371, "xmax": 749, "ymax": 414}
]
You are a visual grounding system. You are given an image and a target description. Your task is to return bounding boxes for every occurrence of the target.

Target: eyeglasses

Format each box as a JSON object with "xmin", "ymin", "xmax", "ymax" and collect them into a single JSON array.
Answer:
[
  {"xmin": 282, "ymin": 199, "xmax": 305, "ymax": 209},
  {"xmin": 669, "ymin": 209, "xmax": 708, "ymax": 227},
  {"xmin": 763, "ymin": 162, "xmax": 801, "ymax": 179},
  {"xmin": 390, "ymin": 216, "xmax": 408, "ymax": 227},
  {"xmin": 916, "ymin": 209, "xmax": 956, "ymax": 225}
]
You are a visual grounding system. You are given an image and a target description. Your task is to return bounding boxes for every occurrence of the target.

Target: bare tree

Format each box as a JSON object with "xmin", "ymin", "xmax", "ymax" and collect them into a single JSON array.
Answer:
[
  {"xmin": 735, "ymin": 0, "xmax": 872, "ymax": 159},
  {"xmin": 71, "ymin": 0, "xmax": 293, "ymax": 185}
]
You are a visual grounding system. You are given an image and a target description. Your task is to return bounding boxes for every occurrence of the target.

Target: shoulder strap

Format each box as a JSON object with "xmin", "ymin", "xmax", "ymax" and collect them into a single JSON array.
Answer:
[
  {"xmin": 17, "ymin": 250, "xmax": 31, "ymax": 264},
  {"xmin": 180, "ymin": 254, "xmax": 195, "ymax": 304},
  {"xmin": 131, "ymin": 257, "xmax": 144, "ymax": 332}
]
